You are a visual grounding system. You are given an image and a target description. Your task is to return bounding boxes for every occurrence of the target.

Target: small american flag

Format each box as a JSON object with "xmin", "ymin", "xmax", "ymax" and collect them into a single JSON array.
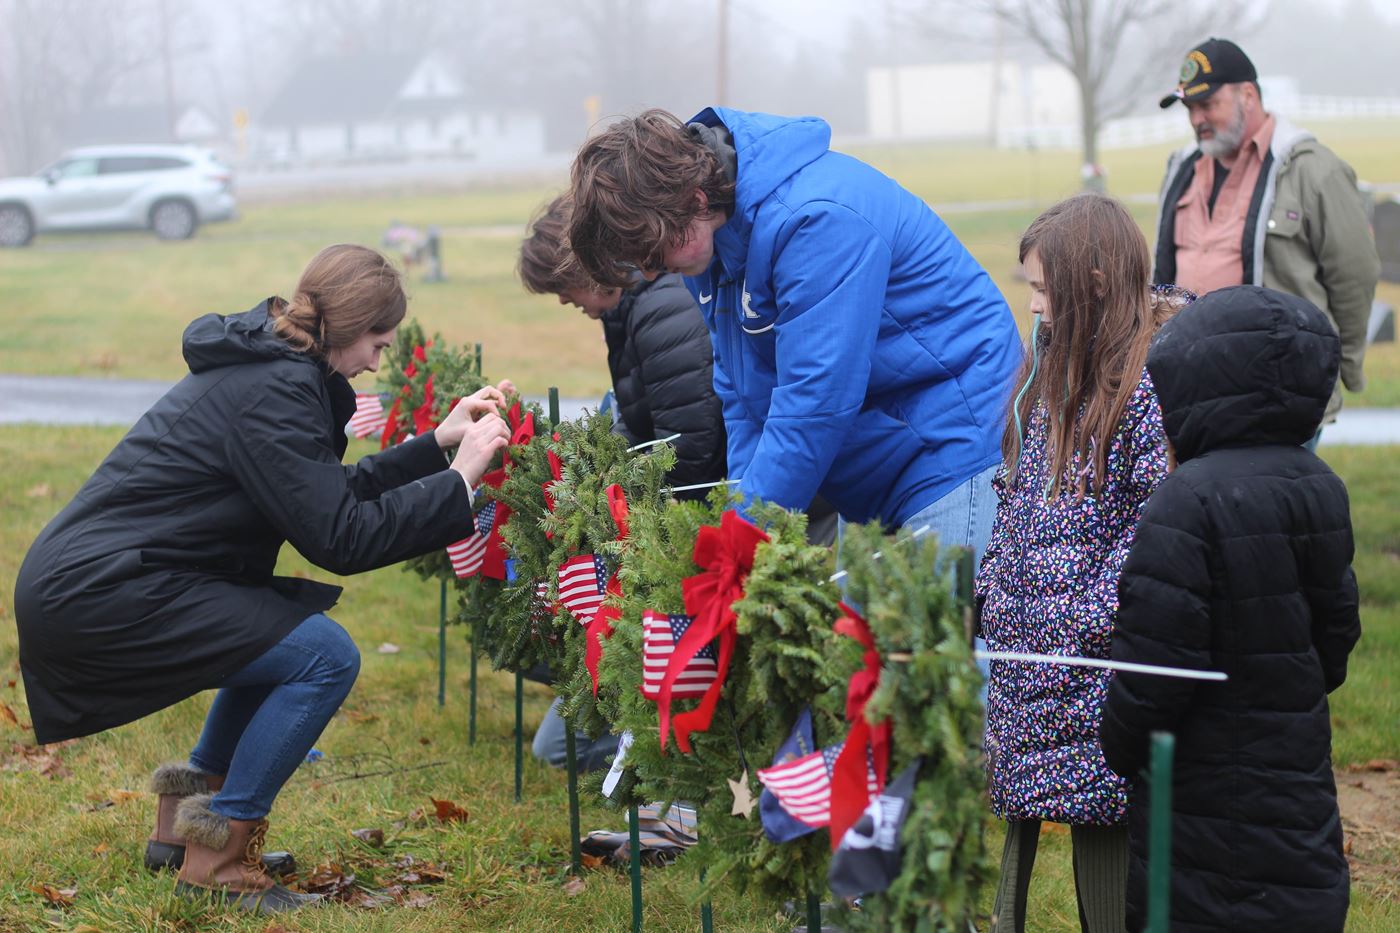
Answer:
[
  {"xmin": 556, "ymin": 553, "xmax": 609, "ymax": 624},
  {"xmin": 757, "ymin": 742, "xmax": 878, "ymax": 828},
  {"xmin": 641, "ymin": 611, "xmax": 717, "ymax": 700},
  {"xmin": 447, "ymin": 501, "xmax": 497, "ymax": 578},
  {"xmin": 529, "ymin": 579, "xmax": 554, "ymax": 630},
  {"xmin": 347, "ymin": 392, "xmax": 387, "ymax": 438}
]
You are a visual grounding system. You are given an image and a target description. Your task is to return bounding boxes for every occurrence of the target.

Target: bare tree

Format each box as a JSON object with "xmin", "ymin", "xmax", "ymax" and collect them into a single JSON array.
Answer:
[
  {"xmin": 0, "ymin": 0, "xmax": 170, "ymax": 171},
  {"xmin": 913, "ymin": 0, "xmax": 1255, "ymax": 187}
]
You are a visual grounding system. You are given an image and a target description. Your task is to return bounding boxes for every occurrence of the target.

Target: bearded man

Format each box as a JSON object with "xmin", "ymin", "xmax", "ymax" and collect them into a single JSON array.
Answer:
[{"xmin": 1154, "ymin": 38, "xmax": 1379, "ymax": 431}]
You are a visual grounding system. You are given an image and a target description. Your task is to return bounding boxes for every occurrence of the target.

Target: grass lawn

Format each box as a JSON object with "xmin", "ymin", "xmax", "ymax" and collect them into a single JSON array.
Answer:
[
  {"xmin": 0, "ymin": 428, "xmax": 1395, "ymax": 931},
  {"xmin": 1, "ymin": 125, "xmax": 1397, "ymax": 929}
]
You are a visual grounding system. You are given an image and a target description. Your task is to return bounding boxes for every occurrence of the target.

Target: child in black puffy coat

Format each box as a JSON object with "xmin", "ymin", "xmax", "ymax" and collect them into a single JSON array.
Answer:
[{"xmin": 1100, "ymin": 285, "xmax": 1360, "ymax": 933}]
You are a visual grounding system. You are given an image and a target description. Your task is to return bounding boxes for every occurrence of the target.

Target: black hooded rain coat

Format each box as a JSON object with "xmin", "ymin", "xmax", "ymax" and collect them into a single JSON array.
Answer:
[{"xmin": 1100, "ymin": 285, "xmax": 1360, "ymax": 933}]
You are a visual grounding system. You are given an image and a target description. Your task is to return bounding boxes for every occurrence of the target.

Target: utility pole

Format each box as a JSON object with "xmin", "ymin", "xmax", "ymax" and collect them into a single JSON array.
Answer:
[
  {"xmin": 717, "ymin": 0, "xmax": 729, "ymax": 107},
  {"xmin": 158, "ymin": 0, "xmax": 177, "ymax": 141}
]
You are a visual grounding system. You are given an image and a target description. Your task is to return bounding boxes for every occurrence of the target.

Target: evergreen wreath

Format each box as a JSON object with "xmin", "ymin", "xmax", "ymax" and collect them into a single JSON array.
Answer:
[
  {"xmin": 594, "ymin": 498, "xmax": 848, "ymax": 905},
  {"xmin": 462, "ymin": 396, "xmax": 550, "ymax": 673},
  {"xmin": 375, "ymin": 320, "xmax": 489, "ymax": 583},
  {"xmin": 830, "ymin": 521, "xmax": 992, "ymax": 932},
  {"xmin": 545, "ymin": 412, "xmax": 675, "ymax": 739}
]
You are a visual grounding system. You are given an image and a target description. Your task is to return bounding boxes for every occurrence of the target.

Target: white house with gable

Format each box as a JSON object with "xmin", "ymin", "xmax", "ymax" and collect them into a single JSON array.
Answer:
[{"xmin": 253, "ymin": 52, "xmax": 544, "ymax": 165}]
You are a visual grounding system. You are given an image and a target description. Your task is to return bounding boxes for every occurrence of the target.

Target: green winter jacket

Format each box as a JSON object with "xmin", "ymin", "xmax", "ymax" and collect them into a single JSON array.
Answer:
[{"xmin": 1154, "ymin": 117, "xmax": 1380, "ymax": 420}]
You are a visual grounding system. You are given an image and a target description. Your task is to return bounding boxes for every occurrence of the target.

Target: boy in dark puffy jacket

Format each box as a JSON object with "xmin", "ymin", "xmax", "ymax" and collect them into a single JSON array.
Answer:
[{"xmin": 1100, "ymin": 284, "xmax": 1361, "ymax": 933}]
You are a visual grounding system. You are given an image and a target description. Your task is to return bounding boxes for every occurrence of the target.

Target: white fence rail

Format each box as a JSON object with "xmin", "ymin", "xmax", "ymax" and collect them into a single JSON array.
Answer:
[{"xmin": 997, "ymin": 95, "xmax": 1400, "ymax": 153}]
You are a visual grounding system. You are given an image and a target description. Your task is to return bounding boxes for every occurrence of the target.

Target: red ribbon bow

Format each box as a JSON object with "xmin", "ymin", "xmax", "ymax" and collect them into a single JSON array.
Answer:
[
  {"xmin": 828, "ymin": 602, "xmax": 891, "ymax": 849},
  {"xmin": 468, "ymin": 402, "xmax": 535, "ymax": 580},
  {"xmin": 658, "ymin": 510, "xmax": 769, "ymax": 753},
  {"xmin": 583, "ymin": 483, "xmax": 630, "ymax": 694},
  {"xmin": 411, "ymin": 373, "xmax": 437, "ymax": 435}
]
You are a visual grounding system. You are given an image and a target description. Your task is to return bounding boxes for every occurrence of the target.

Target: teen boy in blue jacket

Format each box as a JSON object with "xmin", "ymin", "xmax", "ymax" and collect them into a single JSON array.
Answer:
[{"xmin": 568, "ymin": 108, "xmax": 1020, "ymax": 552}]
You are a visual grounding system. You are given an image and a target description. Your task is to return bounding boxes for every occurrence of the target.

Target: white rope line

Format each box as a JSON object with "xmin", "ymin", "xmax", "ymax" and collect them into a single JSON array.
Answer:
[
  {"xmin": 974, "ymin": 650, "xmax": 1228, "ymax": 682},
  {"xmin": 667, "ymin": 477, "xmax": 741, "ymax": 493},
  {"xmin": 828, "ymin": 525, "xmax": 932, "ymax": 582},
  {"xmin": 627, "ymin": 433, "xmax": 682, "ymax": 452}
]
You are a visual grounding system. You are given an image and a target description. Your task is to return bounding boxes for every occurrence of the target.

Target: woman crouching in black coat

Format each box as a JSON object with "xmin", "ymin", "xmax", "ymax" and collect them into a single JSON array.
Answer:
[{"xmin": 13, "ymin": 244, "xmax": 510, "ymax": 914}]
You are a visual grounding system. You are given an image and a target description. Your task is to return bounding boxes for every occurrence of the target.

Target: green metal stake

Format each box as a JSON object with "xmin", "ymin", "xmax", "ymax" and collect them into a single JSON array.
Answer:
[
  {"xmin": 474, "ymin": 342, "xmax": 483, "ymax": 377},
  {"xmin": 514, "ymin": 669, "xmax": 524, "ymax": 803},
  {"xmin": 629, "ymin": 803, "xmax": 644, "ymax": 932},
  {"xmin": 805, "ymin": 890, "xmax": 822, "ymax": 932},
  {"xmin": 437, "ymin": 579, "xmax": 447, "ymax": 707},
  {"xmin": 565, "ymin": 726, "xmax": 581, "ymax": 875},
  {"xmin": 699, "ymin": 868, "xmax": 713, "ymax": 933},
  {"xmin": 547, "ymin": 387, "xmax": 561, "ymax": 427},
  {"xmin": 468, "ymin": 620, "xmax": 478, "ymax": 745},
  {"xmin": 1146, "ymin": 731, "xmax": 1175, "ymax": 933}
]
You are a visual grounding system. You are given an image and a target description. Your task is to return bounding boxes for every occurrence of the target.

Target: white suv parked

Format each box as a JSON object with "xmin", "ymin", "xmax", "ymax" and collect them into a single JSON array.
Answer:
[{"xmin": 0, "ymin": 144, "xmax": 237, "ymax": 247}]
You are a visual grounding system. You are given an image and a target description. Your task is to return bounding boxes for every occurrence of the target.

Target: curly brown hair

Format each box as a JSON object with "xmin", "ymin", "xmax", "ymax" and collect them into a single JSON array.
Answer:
[
  {"xmin": 518, "ymin": 195, "xmax": 597, "ymax": 295},
  {"xmin": 568, "ymin": 109, "xmax": 735, "ymax": 288}
]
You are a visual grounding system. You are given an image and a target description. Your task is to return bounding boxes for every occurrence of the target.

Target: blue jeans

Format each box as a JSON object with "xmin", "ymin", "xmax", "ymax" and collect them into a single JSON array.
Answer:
[
  {"xmin": 531, "ymin": 697, "xmax": 620, "ymax": 773},
  {"xmin": 188, "ymin": 613, "xmax": 360, "ymax": 820},
  {"xmin": 901, "ymin": 463, "xmax": 998, "ymax": 688},
  {"xmin": 899, "ymin": 462, "xmax": 998, "ymax": 559}
]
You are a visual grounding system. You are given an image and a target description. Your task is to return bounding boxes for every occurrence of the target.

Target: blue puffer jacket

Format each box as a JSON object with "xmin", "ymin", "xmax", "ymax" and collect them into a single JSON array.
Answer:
[{"xmin": 686, "ymin": 108, "xmax": 1021, "ymax": 525}]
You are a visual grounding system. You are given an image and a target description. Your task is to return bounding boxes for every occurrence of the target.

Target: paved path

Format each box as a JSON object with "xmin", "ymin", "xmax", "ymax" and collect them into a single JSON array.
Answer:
[
  {"xmin": 0, "ymin": 374, "xmax": 594, "ymax": 429},
  {"xmin": 2, "ymin": 373, "xmax": 1397, "ymax": 445}
]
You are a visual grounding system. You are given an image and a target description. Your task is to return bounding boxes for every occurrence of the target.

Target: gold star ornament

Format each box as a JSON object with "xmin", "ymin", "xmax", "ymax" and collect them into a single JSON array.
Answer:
[{"xmin": 729, "ymin": 769, "xmax": 757, "ymax": 818}]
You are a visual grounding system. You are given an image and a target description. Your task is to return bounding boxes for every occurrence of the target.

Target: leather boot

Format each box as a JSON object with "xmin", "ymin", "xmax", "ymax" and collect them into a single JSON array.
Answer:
[
  {"xmin": 173, "ymin": 794, "xmax": 319, "ymax": 914},
  {"xmin": 144, "ymin": 764, "xmax": 295, "ymax": 876}
]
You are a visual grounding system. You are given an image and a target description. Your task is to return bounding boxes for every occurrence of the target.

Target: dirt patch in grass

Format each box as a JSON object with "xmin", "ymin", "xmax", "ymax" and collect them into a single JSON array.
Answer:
[{"xmin": 1338, "ymin": 760, "xmax": 1400, "ymax": 900}]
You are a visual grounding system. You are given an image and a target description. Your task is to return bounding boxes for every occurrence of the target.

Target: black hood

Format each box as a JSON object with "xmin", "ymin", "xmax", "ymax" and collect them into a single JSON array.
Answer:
[
  {"xmin": 182, "ymin": 299, "xmax": 313, "ymax": 374},
  {"xmin": 1147, "ymin": 285, "xmax": 1338, "ymax": 461}
]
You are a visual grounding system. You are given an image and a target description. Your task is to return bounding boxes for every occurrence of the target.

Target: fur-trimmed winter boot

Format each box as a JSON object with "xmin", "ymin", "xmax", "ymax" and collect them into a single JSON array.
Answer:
[
  {"xmin": 145, "ymin": 764, "xmax": 295, "ymax": 875},
  {"xmin": 173, "ymin": 794, "xmax": 319, "ymax": 914}
]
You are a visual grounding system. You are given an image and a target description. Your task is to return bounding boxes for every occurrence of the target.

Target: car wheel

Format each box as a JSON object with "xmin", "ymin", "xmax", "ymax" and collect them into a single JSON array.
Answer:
[
  {"xmin": 0, "ymin": 203, "xmax": 34, "ymax": 247},
  {"xmin": 150, "ymin": 199, "xmax": 197, "ymax": 240}
]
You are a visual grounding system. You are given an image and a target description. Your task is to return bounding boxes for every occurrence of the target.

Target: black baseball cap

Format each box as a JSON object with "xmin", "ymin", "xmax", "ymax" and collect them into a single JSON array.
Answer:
[{"xmin": 1159, "ymin": 38, "xmax": 1257, "ymax": 108}]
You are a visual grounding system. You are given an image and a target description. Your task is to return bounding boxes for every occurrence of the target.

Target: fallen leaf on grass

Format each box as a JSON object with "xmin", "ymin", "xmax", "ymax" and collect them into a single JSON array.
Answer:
[
  {"xmin": 260, "ymin": 925, "xmax": 290, "ymax": 933},
  {"xmin": 85, "ymin": 788, "xmax": 143, "ymax": 809},
  {"xmin": 397, "ymin": 888, "xmax": 435, "ymax": 908},
  {"xmin": 0, "ymin": 702, "xmax": 21, "ymax": 726},
  {"xmin": 340, "ymin": 708, "xmax": 378, "ymax": 724},
  {"xmin": 580, "ymin": 853, "xmax": 605, "ymax": 869},
  {"xmin": 72, "ymin": 926, "xmax": 103, "ymax": 933},
  {"xmin": 418, "ymin": 736, "xmax": 431, "ymax": 745},
  {"xmin": 377, "ymin": 642, "xmax": 401, "ymax": 654},
  {"xmin": 351, "ymin": 827, "xmax": 385, "ymax": 847},
  {"xmin": 30, "ymin": 883, "xmax": 77, "ymax": 906},
  {"xmin": 399, "ymin": 864, "xmax": 447, "ymax": 885},
  {"xmin": 4, "ymin": 743, "xmax": 69, "ymax": 778},
  {"xmin": 25, "ymin": 483, "xmax": 52, "ymax": 498},
  {"xmin": 91, "ymin": 843, "xmax": 108, "ymax": 856},
  {"xmin": 430, "ymin": 797, "xmax": 469, "ymax": 823},
  {"xmin": 1351, "ymin": 759, "xmax": 1400, "ymax": 773},
  {"xmin": 301, "ymin": 863, "xmax": 357, "ymax": 900},
  {"xmin": 562, "ymin": 877, "xmax": 586, "ymax": 896}
]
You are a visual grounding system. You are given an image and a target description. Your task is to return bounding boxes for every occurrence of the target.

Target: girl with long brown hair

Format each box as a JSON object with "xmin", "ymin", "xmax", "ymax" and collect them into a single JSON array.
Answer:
[{"xmin": 973, "ymin": 194, "xmax": 1194, "ymax": 931}]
